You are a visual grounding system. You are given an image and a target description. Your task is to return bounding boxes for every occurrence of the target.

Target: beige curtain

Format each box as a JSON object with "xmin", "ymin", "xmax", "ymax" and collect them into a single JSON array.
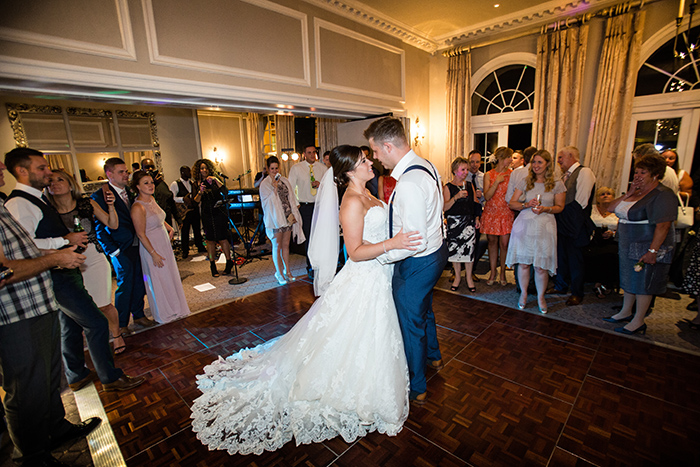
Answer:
[
  {"xmin": 318, "ymin": 118, "xmax": 340, "ymax": 152},
  {"xmin": 586, "ymin": 10, "xmax": 645, "ymax": 189},
  {"xmin": 244, "ymin": 112, "xmax": 264, "ymax": 179},
  {"xmin": 446, "ymin": 52, "xmax": 471, "ymax": 175},
  {"xmin": 532, "ymin": 24, "xmax": 588, "ymax": 158},
  {"xmin": 275, "ymin": 115, "xmax": 295, "ymax": 176}
]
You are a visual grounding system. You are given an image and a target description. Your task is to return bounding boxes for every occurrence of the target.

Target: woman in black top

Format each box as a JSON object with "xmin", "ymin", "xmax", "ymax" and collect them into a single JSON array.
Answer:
[{"xmin": 442, "ymin": 157, "xmax": 481, "ymax": 292}]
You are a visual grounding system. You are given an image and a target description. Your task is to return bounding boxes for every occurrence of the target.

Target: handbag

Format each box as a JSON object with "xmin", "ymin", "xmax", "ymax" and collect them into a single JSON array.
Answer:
[{"xmin": 676, "ymin": 192, "xmax": 693, "ymax": 229}]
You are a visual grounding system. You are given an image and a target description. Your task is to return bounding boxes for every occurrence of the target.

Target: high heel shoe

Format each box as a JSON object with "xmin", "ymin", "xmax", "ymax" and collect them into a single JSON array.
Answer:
[
  {"xmin": 614, "ymin": 323, "xmax": 647, "ymax": 335},
  {"xmin": 223, "ymin": 259, "xmax": 234, "ymax": 275},
  {"xmin": 209, "ymin": 261, "xmax": 219, "ymax": 278},
  {"xmin": 468, "ymin": 286, "xmax": 476, "ymax": 293},
  {"xmin": 500, "ymin": 279, "xmax": 507, "ymax": 286},
  {"xmin": 538, "ymin": 299, "xmax": 548, "ymax": 314},
  {"xmin": 602, "ymin": 315, "xmax": 633, "ymax": 323},
  {"xmin": 517, "ymin": 301, "xmax": 526, "ymax": 310},
  {"xmin": 450, "ymin": 284, "xmax": 459, "ymax": 291},
  {"xmin": 486, "ymin": 278, "xmax": 496, "ymax": 286},
  {"xmin": 274, "ymin": 272, "xmax": 287, "ymax": 285},
  {"xmin": 594, "ymin": 285, "xmax": 606, "ymax": 299}
]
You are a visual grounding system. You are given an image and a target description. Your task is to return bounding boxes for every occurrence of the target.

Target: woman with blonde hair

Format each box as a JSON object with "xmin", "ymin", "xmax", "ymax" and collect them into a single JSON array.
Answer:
[
  {"xmin": 506, "ymin": 150, "xmax": 566, "ymax": 313},
  {"xmin": 481, "ymin": 146, "xmax": 514, "ymax": 285},
  {"xmin": 46, "ymin": 170, "xmax": 126, "ymax": 353}
]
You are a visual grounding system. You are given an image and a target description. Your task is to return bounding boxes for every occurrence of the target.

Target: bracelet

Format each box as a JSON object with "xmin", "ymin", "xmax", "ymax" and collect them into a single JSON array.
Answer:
[
  {"xmin": 521, "ymin": 202, "xmax": 525, "ymax": 210},
  {"xmin": 382, "ymin": 241, "xmax": 387, "ymax": 253},
  {"xmin": 648, "ymin": 248, "xmax": 657, "ymax": 254}
]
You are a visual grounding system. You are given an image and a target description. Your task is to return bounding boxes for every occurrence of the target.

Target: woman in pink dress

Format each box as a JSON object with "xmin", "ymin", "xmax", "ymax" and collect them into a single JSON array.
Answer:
[
  {"xmin": 131, "ymin": 171, "xmax": 190, "ymax": 324},
  {"xmin": 481, "ymin": 146, "xmax": 514, "ymax": 286}
]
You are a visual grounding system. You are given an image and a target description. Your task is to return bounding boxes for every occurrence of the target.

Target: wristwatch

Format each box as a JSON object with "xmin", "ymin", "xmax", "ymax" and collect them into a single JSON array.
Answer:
[{"xmin": 648, "ymin": 248, "xmax": 657, "ymax": 254}]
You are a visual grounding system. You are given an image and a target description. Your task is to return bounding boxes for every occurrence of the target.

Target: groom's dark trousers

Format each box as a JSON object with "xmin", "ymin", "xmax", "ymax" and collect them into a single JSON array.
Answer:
[{"xmin": 393, "ymin": 242, "xmax": 448, "ymax": 398}]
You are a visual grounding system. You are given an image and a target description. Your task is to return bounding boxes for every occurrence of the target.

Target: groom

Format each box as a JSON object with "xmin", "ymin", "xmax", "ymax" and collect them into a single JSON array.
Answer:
[{"xmin": 364, "ymin": 117, "xmax": 448, "ymax": 404}]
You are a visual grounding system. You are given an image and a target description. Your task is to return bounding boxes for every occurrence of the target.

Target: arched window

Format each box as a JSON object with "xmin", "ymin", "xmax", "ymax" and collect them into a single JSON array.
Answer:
[
  {"xmin": 470, "ymin": 63, "xmax": 536, "ymax": 156},
  {"xmin": 472, "ymin": 65, "xmax": 536, "ymax": 116},
  {"xmin": 636, "ymin": 25, "xmax": 700, "ymax": 96}
]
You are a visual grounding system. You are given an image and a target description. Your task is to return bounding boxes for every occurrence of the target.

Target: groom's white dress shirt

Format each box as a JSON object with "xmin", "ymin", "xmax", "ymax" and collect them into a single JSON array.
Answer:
[{"xmin": 379, "ymin": 150, "xmax": 443, "ymax": 264}]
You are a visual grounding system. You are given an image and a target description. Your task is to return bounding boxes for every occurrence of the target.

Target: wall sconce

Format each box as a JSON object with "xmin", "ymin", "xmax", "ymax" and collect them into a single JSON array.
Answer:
[
  {"xmin": 413, "ymin": 117, "xmax": 425, "ymax": 147},
  {"xmin": 212, "ymin": 146, "xmax": 225, "ymax": 165}
]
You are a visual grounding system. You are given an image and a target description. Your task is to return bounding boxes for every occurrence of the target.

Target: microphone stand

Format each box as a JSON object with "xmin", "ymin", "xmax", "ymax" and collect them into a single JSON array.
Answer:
[{"xmin": 216, "ymin": 174, "xmax": 247, "ymax": 285}]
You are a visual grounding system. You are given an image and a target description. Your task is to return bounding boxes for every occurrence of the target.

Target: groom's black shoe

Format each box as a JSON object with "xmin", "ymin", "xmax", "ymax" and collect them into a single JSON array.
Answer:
[
  {"xmin": 410, "ymin": 392, "xmax": 427, "ymax": 406},
  {"xmin": 428, "ymin": 359, "xmax": 444, "ymax": 371}
]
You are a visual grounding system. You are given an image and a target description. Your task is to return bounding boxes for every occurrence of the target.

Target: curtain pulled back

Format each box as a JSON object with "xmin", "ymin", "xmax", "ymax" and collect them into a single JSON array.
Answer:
[
  {"xmin": 275, "ymin": 115, "xmax": 295, "ymax": 177},
  {"xmin": 244, "ymin": 113, "xmax": 264, "ymax": 180},
  {"xmin": 318, "ymin": 118, "xmax": 340, "ymax": 153},
  {"xmin": 585, "ymin": 10, "xmax": 645, "ymax": 189},
  {"xmin": 446, "ymin": 52, "xmax": 471, "ymax": 175},
  {"xmin": 532, "ymin": 24, "xmax": 588, "ymax": 158}
]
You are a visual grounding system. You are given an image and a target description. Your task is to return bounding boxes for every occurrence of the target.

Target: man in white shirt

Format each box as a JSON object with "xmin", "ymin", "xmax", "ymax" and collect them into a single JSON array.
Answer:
[
  {"xmin": 365, "ymin": 117, "xmax": 447, "ymax": 405},
  {"xmin": 506, "ymin": 146, "xmax": 537, "ymax": 206},
  {"xmin": 170, "ymin": 165, "xmax": 205, "ymax": 259},
  {"xmin": 549, "ymin": 146, "xmax": 596, "ymax": 306},
  {"xmin": 287, "ymin": 144, "xmax": 327, "ymax": 278}
]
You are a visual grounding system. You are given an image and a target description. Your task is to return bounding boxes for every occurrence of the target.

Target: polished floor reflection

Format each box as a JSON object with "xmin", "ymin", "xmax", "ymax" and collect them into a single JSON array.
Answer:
[{"xmin": 80, "ymin": 280, "xmax": 700, "ymax": 466}]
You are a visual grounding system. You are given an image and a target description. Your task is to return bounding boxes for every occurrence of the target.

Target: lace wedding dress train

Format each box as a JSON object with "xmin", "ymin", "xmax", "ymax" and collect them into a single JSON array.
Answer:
[{"xmin": 191, "ymin": 205, "xmax": 409, "ymax": 455}]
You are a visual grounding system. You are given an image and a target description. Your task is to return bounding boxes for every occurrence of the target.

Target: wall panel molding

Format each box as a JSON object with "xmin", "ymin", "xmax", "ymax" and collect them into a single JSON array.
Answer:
[
  {"xmin": 314, "ymin": 18, "xmax": 405, "ymax": 102},
  {"xmin": 142, "ymin": 0, "xmax": 310, "ymax": 87},
  {"xmin": 0, "ymin": 0, "xmax": 136, "ymax": 61}
]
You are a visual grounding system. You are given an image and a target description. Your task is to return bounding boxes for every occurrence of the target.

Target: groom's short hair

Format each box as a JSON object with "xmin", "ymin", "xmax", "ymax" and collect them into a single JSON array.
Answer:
[{"xmin": 363, "ymin": 117, "xmax": 408, "ymax": 148}]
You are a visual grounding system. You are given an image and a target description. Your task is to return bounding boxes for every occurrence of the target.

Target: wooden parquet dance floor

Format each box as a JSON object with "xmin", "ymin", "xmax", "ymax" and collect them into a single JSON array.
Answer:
[{"xmin": 89, "ymin": 281, "xmax": 700, "ymax": 466}]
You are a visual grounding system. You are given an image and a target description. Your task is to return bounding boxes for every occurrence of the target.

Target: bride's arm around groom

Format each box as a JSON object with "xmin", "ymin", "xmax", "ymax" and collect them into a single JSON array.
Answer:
[{"xmin": 363, "ymin": 117, "xmax": 449, "ymax": 405}]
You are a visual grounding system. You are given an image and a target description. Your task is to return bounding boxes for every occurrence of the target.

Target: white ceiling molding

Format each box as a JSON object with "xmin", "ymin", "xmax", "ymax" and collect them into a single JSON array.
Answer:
[{"xmin": 303, "ymin": 0, "xmax": 438, "ymax": 53}]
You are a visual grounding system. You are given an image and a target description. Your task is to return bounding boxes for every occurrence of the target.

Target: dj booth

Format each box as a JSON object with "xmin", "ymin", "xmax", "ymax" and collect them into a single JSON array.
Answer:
[{"xmin": 225, "ymin": 188, "xmax": 265, "ymax": 256}]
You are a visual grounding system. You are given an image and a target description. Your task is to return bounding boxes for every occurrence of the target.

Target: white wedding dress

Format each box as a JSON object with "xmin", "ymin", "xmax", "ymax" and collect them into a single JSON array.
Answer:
[{"xmin": 191, "ymin": 205, "xmax": 409, "ymax": 455}]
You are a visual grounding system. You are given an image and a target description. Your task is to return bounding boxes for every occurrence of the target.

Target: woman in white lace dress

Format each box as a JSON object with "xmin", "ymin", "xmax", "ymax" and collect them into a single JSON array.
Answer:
[
  {"xmin": 506, "ymin": 150, "xmax": 566, "ymax": 314},
  {"xmin": 191, "ymin": 145, "xmax": 420, "ymax": 455}
]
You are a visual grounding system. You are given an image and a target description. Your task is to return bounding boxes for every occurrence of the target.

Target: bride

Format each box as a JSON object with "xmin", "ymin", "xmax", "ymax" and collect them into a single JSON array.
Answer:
[{"xmin": 191, "ymin": 145, "xmax": 421, "ymax": 455}]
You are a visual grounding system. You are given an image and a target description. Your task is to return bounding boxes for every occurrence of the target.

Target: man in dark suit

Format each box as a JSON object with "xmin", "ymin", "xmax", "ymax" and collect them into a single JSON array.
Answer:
[
  {"xmin": 93, "ymin": 157, "xmax": 155, "ymax": 336},
  {"xmin": 548, "ymin": 146, "xmax": 596, "ymax": 306}
]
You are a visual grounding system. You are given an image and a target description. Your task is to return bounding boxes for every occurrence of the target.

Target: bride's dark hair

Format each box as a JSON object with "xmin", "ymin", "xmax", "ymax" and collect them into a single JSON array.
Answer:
[{"xmin": 330, "ymin": 145, "xmax": 362, "ymax": 188}]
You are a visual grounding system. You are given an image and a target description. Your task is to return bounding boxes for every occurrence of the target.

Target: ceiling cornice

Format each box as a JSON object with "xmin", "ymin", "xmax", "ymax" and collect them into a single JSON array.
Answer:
[
  {"xmin": 303, "ymin": 0, "xmax": 622, "ymax": 54},
  {"xmin": 436, "ymin": 0, "xmax": 615, "ymax": 49},
  {"xmin": 303, "ymin": 0, "xmax": 438, "ymax": 53}
]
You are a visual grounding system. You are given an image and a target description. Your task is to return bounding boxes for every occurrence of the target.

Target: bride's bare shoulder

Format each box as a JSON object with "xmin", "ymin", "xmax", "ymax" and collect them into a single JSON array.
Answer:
[{"xmin": 339, "ymin": 192, "xmax": 367, "ymax": 222}]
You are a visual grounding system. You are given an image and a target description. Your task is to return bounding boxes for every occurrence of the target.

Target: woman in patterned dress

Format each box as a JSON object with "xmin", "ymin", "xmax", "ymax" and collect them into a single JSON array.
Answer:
[
  {"xmin": 259, "ymin": 156, "xmax": 305, "ymax": 285},
  {"xmin": 481, "ymin": 147, "xmax": 514, "ymax": 285},
  {"xmin": 442, "ymin": 157, "xmax": 481, "ymax": 292}
]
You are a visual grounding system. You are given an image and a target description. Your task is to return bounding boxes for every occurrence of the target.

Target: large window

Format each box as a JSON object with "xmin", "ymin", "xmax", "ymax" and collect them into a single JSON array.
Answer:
[
  {"xmin": 636, "ymin": 25, "xmax": 700, "ymax": 96},
  {"xmin": 472, "ymin": 65, "xmax": 535, "ymax": 116},
  {"xmin": 471, "ymin": 63, "xmax": 535, "ymax": 155}
]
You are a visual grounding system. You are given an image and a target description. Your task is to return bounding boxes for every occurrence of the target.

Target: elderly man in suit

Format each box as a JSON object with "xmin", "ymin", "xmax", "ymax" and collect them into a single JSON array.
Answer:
[
  {"xmin": 548, "ymin": 146, "xmax": 596, "ymax": 306},
  {"xmin": 93, "ymin": 157, "xmax": 155, "ymax": 335}
]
